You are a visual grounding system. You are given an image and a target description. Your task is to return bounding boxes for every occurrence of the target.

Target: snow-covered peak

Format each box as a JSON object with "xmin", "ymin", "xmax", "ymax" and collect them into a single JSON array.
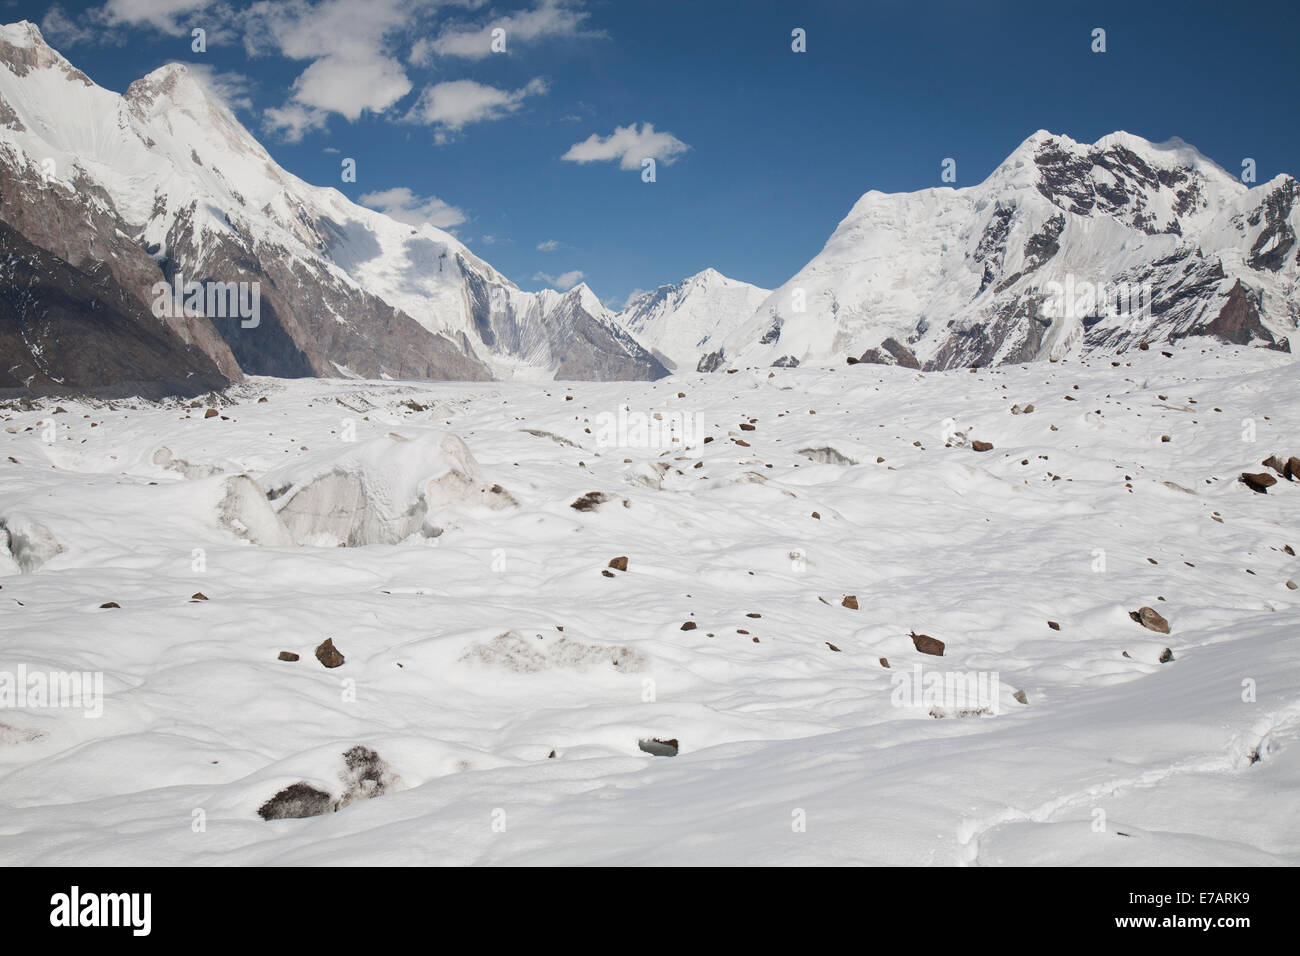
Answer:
[
  {"xmin": 615, "ymin": 268, "xmax": 770, "ymax": 371},
  {"xmin": 126, "ymin": 63, "xmax": 216, "ymax": 112},
  {"xmin": 0, "ymin": 19, "xmax": 43, "ymax": 49},
  {"xmin": 0, "ymin": 19, "xmax": 90, "ymax": 83},
  {"xmin": 716, "ymin": 128, "xmax": 1297, "ymax": 370}
]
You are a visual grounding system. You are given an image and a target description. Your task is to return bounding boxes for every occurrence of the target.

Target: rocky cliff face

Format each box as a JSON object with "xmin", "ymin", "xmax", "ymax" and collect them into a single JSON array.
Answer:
[
  {"xmin": 0, "ymin": 219, "xmax": 228, "ymax": 397},
  {"xmin": 712, "ymin": 130, "xmax": 1297, "ymax": 371}
]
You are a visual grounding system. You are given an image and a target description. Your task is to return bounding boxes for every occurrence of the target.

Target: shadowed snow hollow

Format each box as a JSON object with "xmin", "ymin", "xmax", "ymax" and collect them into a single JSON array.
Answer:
[{"xmin": 256, "ymin": 432, "xmax": 516, "ymax": 547}]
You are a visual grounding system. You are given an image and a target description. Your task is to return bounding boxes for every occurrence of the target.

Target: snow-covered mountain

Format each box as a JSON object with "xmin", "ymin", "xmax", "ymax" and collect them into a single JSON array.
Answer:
[
  {"xmin": 708, "ymin": 130, "xmax": 1298, "ymax": 371},
  {"xmin": 614, "ymin": 268, "xmax": 769, "ymax": 372},
  {"xmin": 0, "ymin": 21, "xmax": 665, "ymax": 389},
  {"xmin": 1, "ymin": 19, "xmax": 1296, "ymax": 392}
]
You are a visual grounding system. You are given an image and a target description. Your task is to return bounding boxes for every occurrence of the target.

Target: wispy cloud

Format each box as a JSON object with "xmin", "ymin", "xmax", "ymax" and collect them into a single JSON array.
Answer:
[
  {"xmin": 562, "ymin": 123, "xmax": 690, "ymax": 170},
  {"xmin": 536, "ymin": 239, "xmax": 562, "ymax": 251},
  {"xmin": 406, "ymin": 78, "xmax": 548, "ymax": 143},
  {"xmin": 262, "ymin": 103, "xmax": 329, "ymax": 143},
  {"xmin": 422, "ymin": 0, "xmax": 598, "ymax": 62},
  {"xmin": 42, "ymin": 0, "xmax": 237, "ymax": 45},
  {"xmin": 533, "ymin": 269, "xmax": 585, "ymax": 290},
  {"xmin": 360, "ymin": 186, "xmax": 467, "ymax": 229},
  {"xmin": 185, "ymin": 63, "xmax": 255, "ymax": 113}
]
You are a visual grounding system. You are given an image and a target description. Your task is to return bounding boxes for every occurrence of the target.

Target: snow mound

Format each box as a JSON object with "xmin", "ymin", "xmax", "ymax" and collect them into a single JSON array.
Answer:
[
  {"xmin": 259, "ymin": 432, "xmax": 516, "ymax": 547},
  {"xmin": 0, "ymin": 514, "xmax": 65, "ymax": 572}
]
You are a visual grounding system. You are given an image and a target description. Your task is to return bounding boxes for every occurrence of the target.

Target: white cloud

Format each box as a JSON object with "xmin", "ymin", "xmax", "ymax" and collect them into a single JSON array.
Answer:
[
  {"xmin": 426, "ymin": 0, "xmax": 596, "ymax": 62},
  {"xmin": 562, "ymin": 123, "xmax": 690, "ymax": 170},
  {"xmin": 533, "ymin": 269, "xmax": 584, "ymax": 290},
  {"xmin": 262, "ymin": 103, "xmax": 329, "ymax": 143},
  {"xmin": 241, "ymin": 0, "xmax": 420, "ymax": 135},
  {"xmin": 536, "ymin": 239, "xmax": 562, "ymax": 251},
  {"xmin": 406, "ymin": 78, "xmax": 548, "ymax": 140},
  {"xmin": 360, "ymin": 186, "xmax": 467, "ymax": 229},
  {"xmin": 291, "ymin": 54, "xmax": 412, "ymax": 120}
]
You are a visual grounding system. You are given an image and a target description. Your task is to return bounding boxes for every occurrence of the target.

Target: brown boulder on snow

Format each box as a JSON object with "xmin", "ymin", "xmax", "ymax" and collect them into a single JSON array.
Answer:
[
  {"xmin": 910, "ymin": 631, "xmax": 945, "ymax": 656},
  {"xmin": 1241, "ymin": 472, "xmax": 1277, "ymax": 493},
  {"xmin": 1129, "ymin": 607, "xmax": 1171, "ymax": 634},
  {"xmin": 315, "ymin": 638, "xmax": 345, "ymax": 668}
]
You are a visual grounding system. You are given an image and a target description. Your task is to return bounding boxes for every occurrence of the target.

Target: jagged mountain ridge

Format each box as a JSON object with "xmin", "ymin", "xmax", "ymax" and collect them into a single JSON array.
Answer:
[
  {"xmin": 708, "ymin": 129, "xmax": 1297, "ymax": 371},
  {"xmin": 0, "ymin": 21, "xmax": 665, "ymax": 386}
]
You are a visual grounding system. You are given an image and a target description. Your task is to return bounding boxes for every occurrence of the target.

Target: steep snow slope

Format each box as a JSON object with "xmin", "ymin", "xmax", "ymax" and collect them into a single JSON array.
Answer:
[
  {"xmin": 1, "ymin": 345, "xmax": 1298, "ymax": 864},
  {"xmin": 615, "ymin": 268, "xmax": 770, "ymax": 371},
  {"xmin": 0, "ymin": 21, "xmax": 664, "ymax": 383},
  {"xmin": 714, "ymin": 130, "xmax": 1298, "ymax": 371}
]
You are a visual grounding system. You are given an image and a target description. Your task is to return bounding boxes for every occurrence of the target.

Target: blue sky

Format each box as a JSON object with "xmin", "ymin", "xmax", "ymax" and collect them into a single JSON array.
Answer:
[{"xmin": 23, "ymin": 0, "xmax": 1300, "ymax": 306}]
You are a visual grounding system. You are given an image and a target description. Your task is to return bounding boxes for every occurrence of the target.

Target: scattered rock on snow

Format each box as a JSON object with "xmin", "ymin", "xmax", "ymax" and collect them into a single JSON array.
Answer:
[
  {"xmin": 1130, "ymin": 607, "xmax": 1171, "ymax": 634},
  {"xmin": 971, "ymin": 440, "xmax": 994, "ymax": 452},
  {"xmin": 910, "ymin": 631, "xmax": 945, "ymax": 656},
  {"xmin": 570, "ymin": 491, "xmax": 615, "ymax": 511},
  {"xmin": 1158, "ymin": 647, "xmax": 1175, "ymax": 663},
  {"xmin": 278, "ymin": 651, "xmax": 299, "ymax": 662},
  {"xmin": 638, "ymin": 737, "xmax": 679, "ymax": 757},
  {"xmin": 798, "ymin": 446, "xmax": 857, "ymax": 465},
  {"xmin": 1240, "ymin": 472, "xmax": 1277, "ymax": 493},
  {"xmin": 257, "ymin": 782, "xmax": 333, "ymax": 820},
  {"xmin": 337, "ymin": 745, "xmax": 399, "ymax": 809},
  {"xmin": 315, "ymin": 638, "xmax": 345, "ymax": 668},
  {"xmin": 608, "ymin": 556, "xmax": 628, "ymax": 572},
  {"xmin": 842, "ymin": 595, "xmax": 858, "ymax": 610}
]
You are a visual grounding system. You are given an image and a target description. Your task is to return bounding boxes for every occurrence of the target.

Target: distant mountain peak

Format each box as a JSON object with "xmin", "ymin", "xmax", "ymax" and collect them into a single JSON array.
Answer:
[{"xmin": 714, "ymin": 129, "xmax": 1296, "ymax": 370}]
